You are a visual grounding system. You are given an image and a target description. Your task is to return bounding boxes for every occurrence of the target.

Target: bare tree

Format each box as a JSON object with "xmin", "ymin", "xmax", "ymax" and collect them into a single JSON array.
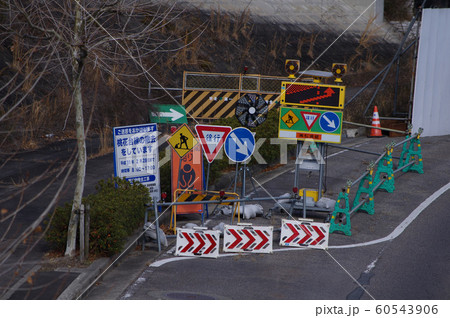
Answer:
[{"xmin": 0, "ymin": 0, "xmax": 204, "ymax": 257}]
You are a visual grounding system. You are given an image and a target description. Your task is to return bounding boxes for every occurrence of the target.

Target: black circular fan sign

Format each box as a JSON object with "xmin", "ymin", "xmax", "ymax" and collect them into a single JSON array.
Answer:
[
  {"xmin": 235, "ymin": 93, "xmax": 269, "ymax": 128},
  {"xmin": 332, "ymin": 64, "xmax": 346, "ymax": 78},
  {"xmin": 285, "ymin": 60, "xmax": 299, "ymax": 75}
]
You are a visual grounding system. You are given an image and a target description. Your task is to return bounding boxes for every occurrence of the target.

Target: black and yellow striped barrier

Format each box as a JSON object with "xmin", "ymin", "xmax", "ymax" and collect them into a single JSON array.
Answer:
[
  {"xmin": 182, "ymin": 71, "xmax": 294, "ymax": 120},
  {"xmin": 170, "ymin": 189, "xmax": 240, "ymax": 232}
]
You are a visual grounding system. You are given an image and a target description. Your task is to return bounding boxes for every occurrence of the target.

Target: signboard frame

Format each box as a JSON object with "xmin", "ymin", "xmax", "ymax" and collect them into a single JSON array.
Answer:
[
  {"xmin": 278, "ymin": 107, "xmax": 343, "ymax": 144},
  {"xmin": 280, "ymin": 81, "xmax": 345, "ymax": 110}
]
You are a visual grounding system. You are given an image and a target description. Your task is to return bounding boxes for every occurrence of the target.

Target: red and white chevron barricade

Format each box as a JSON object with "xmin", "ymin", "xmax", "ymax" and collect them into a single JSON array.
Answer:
[
  {"xmin": 223, "ymin": 224, "xmax": 273, "ymax": 254},
  {"xmin": 175, "ymin": 228, "xmax": 220, "ymax": 258},
  {"xmin": 280, "ymin": 219, "xmax": 330, "ymax": 249}
]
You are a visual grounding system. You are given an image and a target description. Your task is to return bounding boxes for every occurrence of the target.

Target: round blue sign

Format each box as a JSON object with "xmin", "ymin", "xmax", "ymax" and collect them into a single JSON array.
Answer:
[
  {"xmin": 319, "ymin": 112, "xmax": 340, "ymax": 133},
  {"xmin": 224, "ymin": 127, "xmax": 255, "ymax": 163}
]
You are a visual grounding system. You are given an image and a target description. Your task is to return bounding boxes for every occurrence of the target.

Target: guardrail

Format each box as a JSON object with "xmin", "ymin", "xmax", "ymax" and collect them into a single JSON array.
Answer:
[{"xmin": 329, "ymin": 127, "xmax": 424, "ymax": 236}]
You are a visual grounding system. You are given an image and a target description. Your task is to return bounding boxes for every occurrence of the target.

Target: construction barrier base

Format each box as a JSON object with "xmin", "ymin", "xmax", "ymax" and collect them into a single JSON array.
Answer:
[
  {"xmin": 399, "ymin": 134, "xmax": 424, "ymax": 174},
  {"xmin": 353, "ymin": 171, "xmax": 375, "ymax": 215},
  {"xmin": 329, "ymin": 191, "xmax": 351, "ymax": 236},
  {"xmin": 374, "ymin": 146, "xmax": 395, "ymax": 193}
]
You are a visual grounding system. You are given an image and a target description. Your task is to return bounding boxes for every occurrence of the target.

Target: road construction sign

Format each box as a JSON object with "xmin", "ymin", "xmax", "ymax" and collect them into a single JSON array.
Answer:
[
  {"xmin": 223, "ymin": 224, "xmax": 273, "ymax": 254},
  {"xmin": 279, "ymin": 107, "xmax": 343, "ymax": 144},
  {"xmin": 113, "ymin": 123, "xmax": 160, "ymax": 201},
  {"xmin": 280, "ymin": 81, "xmax": 345, "ymax": 109},
  {"xmin": 149, "ymin": 104, "xmax": 187, "ymax": 124},
  {"xmin": 195, "ymin": 124, "xmax": 232, "ymax": 163},
  {"xmin": 280, "ymin": 219, "xmax": 330, "ymax": 249},
  {"xmin": 224, "ymin": 127, "xmax": 256, "ymax": 163},
  {"xmin": 175, "ymin": 228, "xmax": 220, "ymax": 258},
  {"xmin": 168, "ymin": 124, "xmax": 198, "ymax": 158}
]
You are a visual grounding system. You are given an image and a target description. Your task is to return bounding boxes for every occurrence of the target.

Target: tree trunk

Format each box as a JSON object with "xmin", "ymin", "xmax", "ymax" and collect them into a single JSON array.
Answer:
[{"xmin": 65, "ymin": 2, "xmax": 86, "ymax": 257}]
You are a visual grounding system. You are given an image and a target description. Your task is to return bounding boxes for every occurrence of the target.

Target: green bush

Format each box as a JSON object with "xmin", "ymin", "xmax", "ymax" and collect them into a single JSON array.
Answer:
[{"xmin": 45, "ymin": 177, "xmax": 151, "ymax": 257}]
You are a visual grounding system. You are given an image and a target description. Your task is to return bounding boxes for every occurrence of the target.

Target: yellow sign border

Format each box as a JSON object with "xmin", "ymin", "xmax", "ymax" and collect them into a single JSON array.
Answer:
[
  {"xmin": 168, "ymin": 124, "xmax": 198, "ymax": 158},
  {"xmin": 280, "ymin": 81, "xmax": 346, "ymax": 110}
]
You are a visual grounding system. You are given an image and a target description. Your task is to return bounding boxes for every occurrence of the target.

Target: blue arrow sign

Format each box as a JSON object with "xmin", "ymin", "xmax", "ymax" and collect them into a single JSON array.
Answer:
[
  {"xmin": 224, "ymin": 127, "xmax": 255, "ymax": 163},
  {"xmin": 319, "ymin": 112, "xmax": 340, "ymax": 133}
]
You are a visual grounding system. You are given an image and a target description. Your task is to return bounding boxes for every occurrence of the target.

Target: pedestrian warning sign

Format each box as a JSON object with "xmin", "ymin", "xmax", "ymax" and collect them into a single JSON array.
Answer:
[
  {"xmin": 168, "ymin": 124, "xmax": 198, "ymax": 158},
  {"xmin": 281, "ymin": 110, "xmax": 299, "ymax": 128}
]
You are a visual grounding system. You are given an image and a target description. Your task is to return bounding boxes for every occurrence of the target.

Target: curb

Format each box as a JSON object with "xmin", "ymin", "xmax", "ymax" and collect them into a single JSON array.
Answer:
[
  {"xmin": 57, "ymin": 258, "xmax": 109, "ymax": 300},
  {"xmin": 57, "ymin": 231, "xmax": 149, "ymax": 300}
]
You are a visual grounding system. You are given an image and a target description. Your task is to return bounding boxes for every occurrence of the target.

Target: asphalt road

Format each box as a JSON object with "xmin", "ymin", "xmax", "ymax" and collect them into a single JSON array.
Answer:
[{"xmin": 111, "ymin": 134, "xmax": 450, "ymax": 300}]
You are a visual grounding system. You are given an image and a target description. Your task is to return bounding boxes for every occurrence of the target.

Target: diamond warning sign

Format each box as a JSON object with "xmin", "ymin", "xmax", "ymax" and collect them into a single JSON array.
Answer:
[
  {"xmin": 168, "ymin": 124, "xmax": 198, "ymax": 158},
  {"xmin": 281, "ymin": 110, "xmax": 299, "ymax": 128}
]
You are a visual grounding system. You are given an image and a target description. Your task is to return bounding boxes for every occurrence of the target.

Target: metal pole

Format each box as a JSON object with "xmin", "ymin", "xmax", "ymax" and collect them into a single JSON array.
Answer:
[
  {"xmin": 294, "ymin": 141, "xmax": 301, "ymax": 189},
  {"xmin": 142, "ymin": 207, "xmax": 149, "ymax": 251},
  {"xmin": 362, "ymin": 4, "xmax": 425, "ymax": 116},
  {"xmin": 154, "ymin": 200, "xmax": 161, "ymax": 252},
  {"xmin": 345, "ymin": 40, "xmax": 416, "ymax": 107},
  {"xmin": 318, "ymin": 143, "xmax": 324, "ymax": 200},
  {"xmin": 408, "ymin": 22, "xmax": 420, "ymax": 121},
  {"xmin": 393, "ymin": 55, "xmax": 401, "ymax": 114},
  {"xmin": 233, "ymin": 162, "xmax": 239, "ymax": 194},
  {"xmin": 393, "ymin": 160, "xmax": 415, "ymax": 174},
  {"xmin": 242, "ymin": 162, "xmax": 247, "ymax": 216},
  {"xmin": 157, "ymin": 195, "xmax": 299, "ymax": 207},
  {"xmin": 350, "ymin": 170, "xmax": 370, "ymax": 188},
  {"xmin": 205, "ymin": 162, "xmax": 211, "ymax": 191},
  {"xmin": 393, "ymin": 133, "xmax": 418, "ymax": 148},
  {"xmin": 343, "ymin": 121, "xmax": 407, "ymax": 134},
  {"xmin": 329, "ymin": 144, "xmax": 400, "ymax": 159},
  {"xmin": 349, "ymin": 180, "xmax": 384, "ymax": 216}
]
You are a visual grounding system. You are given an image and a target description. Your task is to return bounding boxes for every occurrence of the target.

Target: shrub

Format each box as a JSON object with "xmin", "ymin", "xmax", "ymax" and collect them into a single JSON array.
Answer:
[{"xmin": 45, "ymin": 177, "xmax": 151, "ymax": 257}]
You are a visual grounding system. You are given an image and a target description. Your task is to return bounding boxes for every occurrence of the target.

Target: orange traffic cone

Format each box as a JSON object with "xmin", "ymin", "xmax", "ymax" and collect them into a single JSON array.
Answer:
[{"xmin": 369, "ymin": 106, "xmax": 383, "ymax": 137}]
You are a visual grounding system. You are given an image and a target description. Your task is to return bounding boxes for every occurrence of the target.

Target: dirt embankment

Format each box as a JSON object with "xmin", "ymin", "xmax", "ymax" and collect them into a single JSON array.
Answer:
[{"xmin": 1, "ymin": 6, "xmax": 406, "ymax": 152}]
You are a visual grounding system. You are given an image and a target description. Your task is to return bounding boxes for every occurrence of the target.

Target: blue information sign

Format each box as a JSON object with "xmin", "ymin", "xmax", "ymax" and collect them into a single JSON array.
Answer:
[
  {"xmin": 319, "ymin": 112, "xmax": 340, "ymax": 133},
  {"xmin": 224, "ymin": 127, "xmax": 255, "ymax": 163},
  {"xmin": 113, "ymin": 123, "xmax": 160, "ymax": 200}
]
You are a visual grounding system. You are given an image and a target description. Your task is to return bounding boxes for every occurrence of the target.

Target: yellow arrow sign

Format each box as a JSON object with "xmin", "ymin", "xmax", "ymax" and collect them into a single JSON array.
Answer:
[{"xmin": 168, "ymin": 124, "xmax": 198, "ymax": 158}]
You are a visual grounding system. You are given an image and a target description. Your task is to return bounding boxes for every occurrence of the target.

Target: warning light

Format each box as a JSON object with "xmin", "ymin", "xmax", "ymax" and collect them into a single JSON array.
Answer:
[
  {"xmin": 170, "ymin": 126, "xmax": 177, "ymax": 134},
  {"xmin": 293, "ymin": 187, "xmax": 298, "ymax": 194},
  {"xmin": 219, "ymin": 190, "xmax": 225, "ymax": 198},
  {"xmin": 332, "ymin": 63, "xmax": 347, "ymax": 83},
  {"xmin": 285, "ymin": 59, "xmax": 300, "ymax": 78},
  {"xmin": 161, "ymin": 192, "xmax": 167, "ymax": 200}
]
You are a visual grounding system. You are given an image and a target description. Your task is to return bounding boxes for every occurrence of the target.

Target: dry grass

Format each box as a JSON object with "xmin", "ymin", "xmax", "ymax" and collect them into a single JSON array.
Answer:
[
  {"xmin": 348, "ymin": 16, "xmax": 380, "ymax": 72},
  {"xmin": 307, "ymin": 33, "xmax": 319, "ymax": 59},
  {"xmin": 10, "ymin": 36, "xmax": 22, "ymax": 70},
  {"xmin": 296, "ymin": 36, "xmax": 305, "ymax": 58},
  {"xmin": 89, "ymin": 126, "xmax": 114, "ymax": 159}
]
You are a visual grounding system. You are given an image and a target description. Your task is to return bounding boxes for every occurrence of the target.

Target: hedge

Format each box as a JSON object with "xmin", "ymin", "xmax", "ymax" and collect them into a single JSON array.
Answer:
[{"xmin": 45, "ymin": 177, "xmax": 151, "ymax": 257}]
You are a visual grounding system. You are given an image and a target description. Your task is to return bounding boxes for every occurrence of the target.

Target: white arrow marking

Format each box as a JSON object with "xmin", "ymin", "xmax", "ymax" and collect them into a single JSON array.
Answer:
[
  {"xmin": 323, "ymin": 115, "xmax": 336, "ymax": 129},
  {"xmin": 152, "ymin": 108, "xmax": 184, "ymax": 121},
  {"xmin": 230, "ymin": 132, "xmax": 249, "ymax": 156}
]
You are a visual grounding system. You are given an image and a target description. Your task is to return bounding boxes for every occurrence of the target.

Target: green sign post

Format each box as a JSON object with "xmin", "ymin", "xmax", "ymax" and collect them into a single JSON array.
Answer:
[
  {"xmin": 278, "ymin": 106, "xmax": 343, "ymax": 144},
  {"xmin": 149, "ymin": 104, "xmax": 187, "ymax": 124}
]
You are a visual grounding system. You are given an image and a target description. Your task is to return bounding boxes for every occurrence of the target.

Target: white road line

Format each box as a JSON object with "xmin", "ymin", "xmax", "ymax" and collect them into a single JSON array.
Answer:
[
  {"xmin": 148, "ymin": 181, "xmax": 450, "ymax": 267},
  {"xmin": 330, "ymin": 181, "xmax": 450, "ymax": 249}
]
